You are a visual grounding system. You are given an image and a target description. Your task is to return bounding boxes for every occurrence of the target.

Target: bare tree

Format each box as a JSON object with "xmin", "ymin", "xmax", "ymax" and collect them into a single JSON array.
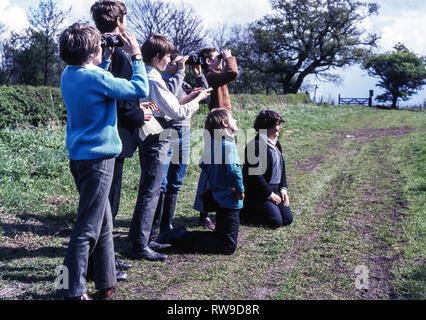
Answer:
[
  {"xmin": 127, "ymin": 0, "xmax": 174, "ymax": 42},
  {"xmin": 127, "ymin": 0, "xmax": 205, "ymax": 55},
  {"xmin": 207, "ymin": 23, "xmax": 232, "ymax": 50}
]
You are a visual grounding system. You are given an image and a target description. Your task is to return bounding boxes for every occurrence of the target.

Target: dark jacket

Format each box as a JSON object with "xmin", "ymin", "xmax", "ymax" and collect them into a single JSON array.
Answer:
[
  {"xmin": 109, "ymin": 49, "xmax": 146, "ymax": 158},
  {"xmin": 242, "ymin": 134, "xmax": 288, "ymax": 204}
]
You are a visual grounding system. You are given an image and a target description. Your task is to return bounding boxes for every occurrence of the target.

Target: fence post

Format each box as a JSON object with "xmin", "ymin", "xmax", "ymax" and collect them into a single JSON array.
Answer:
[
  {"xmin": 369, "ymin": 90, "xmax": 374, "ymax": 107},
  {"xmin": 338, "ymin": 94, "xmax": 341, "ymax": 106}
]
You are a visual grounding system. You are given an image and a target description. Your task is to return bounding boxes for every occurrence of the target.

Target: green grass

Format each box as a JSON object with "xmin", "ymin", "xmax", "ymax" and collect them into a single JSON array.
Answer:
[{"xmin": 0, "ymin": 97, "xmax": 425, "ymax": 300}]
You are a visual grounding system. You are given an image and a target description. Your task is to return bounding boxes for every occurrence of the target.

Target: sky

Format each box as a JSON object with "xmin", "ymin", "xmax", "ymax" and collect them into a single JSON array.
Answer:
[{"xmin": 1, "ymin": 0, "xmax": 425, "ymax": 107}]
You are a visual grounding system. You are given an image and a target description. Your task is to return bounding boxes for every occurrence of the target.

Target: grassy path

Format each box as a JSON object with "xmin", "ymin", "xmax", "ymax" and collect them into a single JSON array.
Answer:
[{"xmin": 0, "ymin": 103, "xmax": 424, "ymax": 299}]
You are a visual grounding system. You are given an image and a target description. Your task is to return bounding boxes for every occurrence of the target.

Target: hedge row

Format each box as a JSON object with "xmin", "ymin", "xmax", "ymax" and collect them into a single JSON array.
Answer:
[
  {"xmin": 0, "ymin": 85, "xmax": 66, "ymax": 129},
  {"xmin": 0, "ymin": 85, "xmax": 311, "ymax": 129},
  {"xmin": 230, "ymin": 93, "xmax": 311, "ymax": 109}
]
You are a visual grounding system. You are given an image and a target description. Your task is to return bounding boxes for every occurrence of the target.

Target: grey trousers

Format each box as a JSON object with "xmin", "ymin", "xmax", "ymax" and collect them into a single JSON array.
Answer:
[
  {"xmin": 129, "ymin": 133, "xmax": 170, "ymax": 247},
  {"xmin": 57, "ymin": 157, "xmax": 117, "ymax": 298}
]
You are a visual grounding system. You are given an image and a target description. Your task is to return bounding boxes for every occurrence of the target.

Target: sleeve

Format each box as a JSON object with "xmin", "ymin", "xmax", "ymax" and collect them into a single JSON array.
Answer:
[
  {"xmin": 102, "ymin": 60, "xmax": 149, "ymax": 101},
  {"xmin": 195, "ymin": 74, "xmax": 209, "ymax": 89},
  {"xmin": 206, "ymin": 57, "xmax": 238, "ymax": 88},
  {"xmin": 164, "ymin": 70, "xmax": 185, "ymax": 95},
  {"xmin": 277, "ymin": 142, "xmax": 288, "ymax": 190},
  {"xmin": 225, "ymin": 143, "xmax": 244, "ymax": 193},
  {"xmin": 149, "ymin": 78, "xmax": 199, "ymax": 121},
  {"xmin": 116, "ymin": 99, "xmax": 145, "ymax": 127},
  {"xmin": 194, "ymin": 74, "xmax": 210, "ymax": 104}
]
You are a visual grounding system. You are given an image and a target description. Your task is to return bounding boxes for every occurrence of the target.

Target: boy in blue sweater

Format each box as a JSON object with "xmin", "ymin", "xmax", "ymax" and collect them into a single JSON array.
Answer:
[
  {"xmin": 56, "ymin": 23, "xmax": 149, "ymax": 300},
  {"xmin": 156, "ymin": 108, "xmax": 244, "ymax": 255}
]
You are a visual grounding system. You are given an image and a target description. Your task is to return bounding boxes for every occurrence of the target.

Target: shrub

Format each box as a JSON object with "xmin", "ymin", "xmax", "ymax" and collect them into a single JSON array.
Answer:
[
  {"xmin": 230, "ymin": 93, "xmax": 311, "ymax": 109},
  {"xmin": 0, "ymin": 85, "xmax": 66, "ymax": 129}
]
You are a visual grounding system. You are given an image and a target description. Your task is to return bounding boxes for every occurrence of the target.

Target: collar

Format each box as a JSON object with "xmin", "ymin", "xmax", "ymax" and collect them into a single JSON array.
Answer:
[{"xmin": 268, "ymin": 137, "xmax": 278, "ymax": 146}]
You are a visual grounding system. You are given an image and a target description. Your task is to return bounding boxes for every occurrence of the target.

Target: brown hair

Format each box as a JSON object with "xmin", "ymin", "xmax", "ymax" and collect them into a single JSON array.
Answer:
[
  {"xmin": 253, "ymin": 110, "xmax": 285, "ymax": 131},
  {"xmin": 90, "ymin": 0, "xmax": 127, "ymax": 34},
  {"xmin": 141, "ymin": 34, "xmax": 174, "ymax": 65},
  {"xmin": 198, "ymin": 47, "xmax": 217, "ymax": 70},
  {"xmin": 59, "ymin": 23, "xmax": 102, "ymax": 66},
  {"xmin": 204, "ymin": 108, "xmax": 231, "ymax": 137}
]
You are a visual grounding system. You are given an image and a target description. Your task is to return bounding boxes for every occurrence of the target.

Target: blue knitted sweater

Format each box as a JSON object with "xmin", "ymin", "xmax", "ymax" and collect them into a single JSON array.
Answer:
[{"xmin": 61, "ymin": 60, "xmax": 149, "ymax": 160}]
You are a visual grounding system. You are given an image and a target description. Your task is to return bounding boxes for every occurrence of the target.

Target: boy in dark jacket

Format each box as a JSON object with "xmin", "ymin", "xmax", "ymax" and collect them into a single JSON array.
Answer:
[{"xmin": 90, "ymin": 0, "xmax": 154, "ymax": 280}]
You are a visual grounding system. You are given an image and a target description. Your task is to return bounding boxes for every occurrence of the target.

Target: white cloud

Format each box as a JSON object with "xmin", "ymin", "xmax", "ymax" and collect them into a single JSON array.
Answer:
[
  {"xmin": 378, "ymin": 10, "xmax": 426, "ymax": 55},
  {"xmin": 0, "ymin": 0, "xmax": 29, "ymax": 33},
  {"xmin": 183, "ymin": 0, "xmax": 271, "ymax": 27}
]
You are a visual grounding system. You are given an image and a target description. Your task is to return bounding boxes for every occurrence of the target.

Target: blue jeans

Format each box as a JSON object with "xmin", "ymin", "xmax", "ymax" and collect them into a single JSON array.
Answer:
[
  {"xmin": 161, "ymin": 126, "xmax": 190, "ymax": 194},
  {"xmin": 57, "ymin": 157, "xmax": 117, "ymax": 298},
  {"xmin": 129, "ymin": 132, "xmax": 170, "ymax": 247},
  {"xmin": 151, "ymin": 126, "xmax": 190, "ymax": 237}
]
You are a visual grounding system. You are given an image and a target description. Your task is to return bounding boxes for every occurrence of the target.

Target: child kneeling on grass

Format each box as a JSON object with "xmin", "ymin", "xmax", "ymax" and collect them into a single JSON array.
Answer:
[
  {"xmin": 156, "ymin": 108, "xmax": 244, "ymax": 255},
  {"xmin": 56, "ymin": 23, "xmax": 149, "ymax": 300}
]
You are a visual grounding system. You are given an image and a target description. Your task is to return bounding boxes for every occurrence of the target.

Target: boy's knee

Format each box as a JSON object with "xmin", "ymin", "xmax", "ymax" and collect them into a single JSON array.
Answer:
[{"xmin": 282, "ymin": 217, "xmax": 293, "ymax": 226}]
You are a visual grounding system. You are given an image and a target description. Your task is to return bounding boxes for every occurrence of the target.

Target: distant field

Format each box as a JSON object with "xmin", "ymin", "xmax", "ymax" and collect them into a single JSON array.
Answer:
[{"xmin": 0, "ymin": 98, "xmax": 424, "ymax": 300}]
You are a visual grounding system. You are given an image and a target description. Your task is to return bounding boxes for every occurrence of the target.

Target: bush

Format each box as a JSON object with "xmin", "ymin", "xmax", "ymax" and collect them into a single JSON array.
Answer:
[
  {"xmin": 230, "ymin": 93, "xmax": 311, "ymax": 109},
  {"xmin": 0, "ymin": 86, "xmax": 311, "ymax": 130},
  {"xmin": 0, "ymin": 85, "xmax": 66, "ymax": 129}
]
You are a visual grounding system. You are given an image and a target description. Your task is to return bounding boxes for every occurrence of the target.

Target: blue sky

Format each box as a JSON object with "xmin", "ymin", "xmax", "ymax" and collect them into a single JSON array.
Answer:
[{"xmin": 1, "ymin": 0, "xmax": 425, "ymax": 106}]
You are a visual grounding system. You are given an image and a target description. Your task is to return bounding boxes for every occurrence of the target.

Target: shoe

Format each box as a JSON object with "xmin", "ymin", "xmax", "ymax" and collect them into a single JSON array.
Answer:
[
  {"xmin": 92, "ymin": 286, "xmax": 117, "ymax": 300},
  {"xmin": 63, "ymin": 292, "xmax": 92, "ymax": 300},
  {"xmin": 148, "ymin": 241, "xmax": 172, "ymax": 251},
  {"xmin": 155, "ymin": 226, "xmax": 187, "ymax": 245},
  {"xmin": 199, "ymin": 217, "xmax": 215, "ymax": 230},
  {"xmin": 116, "ymin": 260, "xmax": 132, "ymax": 270},
  {"xmin": 131, "ymin": 245, "xmax": 167, "ymax": 261},
  {"xmin": 116, "ymin": 270, "xmax": 128, "ymax": 282}
]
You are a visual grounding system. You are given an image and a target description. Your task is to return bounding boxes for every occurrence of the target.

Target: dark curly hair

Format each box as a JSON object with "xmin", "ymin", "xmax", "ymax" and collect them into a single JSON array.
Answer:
[{"xmin": 253, "ymin": 110, "xmax": 285, "ymax": 131}]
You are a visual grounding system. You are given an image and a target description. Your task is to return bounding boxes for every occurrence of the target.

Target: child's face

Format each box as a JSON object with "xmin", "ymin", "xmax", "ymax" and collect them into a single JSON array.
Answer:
[
  {"xmin": 225, "ymin": 113, "xmax": 239, "ymax": 132},
  {"xmin": 117, "ymin": 14, "xmax": 127, "ymax": 34},
  {"xmin": 208, "ymin": 51, "xmax": 223, "ymax": 72},
  {"xmin": 92, "ymin": 42, "xmax": 103, "ymax": 66},
  {"xmin": 267, "ymin": 122, "xmax": 282, "ymax": 138},
  {"xmin": 154, "ymin": 53, "xmax": 171, "ymax": 71},
  {"xmin": 165, "ymin": 55, "xmax": 182, "ymax": 75}
]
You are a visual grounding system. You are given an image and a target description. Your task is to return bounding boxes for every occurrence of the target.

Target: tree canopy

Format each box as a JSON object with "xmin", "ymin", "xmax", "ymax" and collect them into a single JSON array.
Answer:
[
  {"xmin": 363, "ymin": 43, "xmax": 426, "ymax": 108},
  {"xmin": 233, "ymin": 0, "xmax": 379, "ymax": 94}
]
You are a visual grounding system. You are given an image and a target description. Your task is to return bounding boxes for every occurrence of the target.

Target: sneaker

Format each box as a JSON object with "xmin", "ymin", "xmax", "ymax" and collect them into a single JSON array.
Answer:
[{"xmin": 199, "ymin": 217, "xmax": 215, "ymax": 230}]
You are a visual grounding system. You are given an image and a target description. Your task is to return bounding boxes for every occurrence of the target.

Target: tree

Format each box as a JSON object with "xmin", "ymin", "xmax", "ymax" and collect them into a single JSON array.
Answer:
[
  {"xmin": 28, "ymin": 0, "xmax": 70, "ymax": 86},
  {"xmin": 127, "ymin": 0, "xmax": 205, "ymax": 55},
  {"xmin": 363, "ymin": 43, "xmax": 426, "ymax": 108},
  {"xmin": 236, "ymin": 0, "xmax": 379, "ymax": 94}
]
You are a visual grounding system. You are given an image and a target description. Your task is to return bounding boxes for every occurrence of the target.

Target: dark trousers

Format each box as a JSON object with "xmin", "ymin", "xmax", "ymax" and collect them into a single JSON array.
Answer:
[
  {"xmin": 109, "ymin": 157, "xmax": 125, "ymax": 220},
  {"xmin": 57, "ymin": 158, "xmax": 117, "ymax": 298},
  {"xmin": 178, "ymin": 207, "xmax": 240, "ymax": 255},
  {"xmin": 248, "ymin": 184, "xmax": 293, "ymax": 228},
  {"xmin": 128, "ymin": 133, "xmax": 170, "ymax": 247},
  {"xmin": 151, "ymin": 126, "xmax": 190, "ymax": 238}
]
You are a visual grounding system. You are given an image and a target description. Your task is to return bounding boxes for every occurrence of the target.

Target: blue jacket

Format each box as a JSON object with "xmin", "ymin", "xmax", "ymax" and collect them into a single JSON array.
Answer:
[
  {"xmin": 201, "ymin": 134, "xmax": 244, "ymax": 210},
  {"xmin": 61, "ymin": 59, "xmax": 149, "ymax": 160}
]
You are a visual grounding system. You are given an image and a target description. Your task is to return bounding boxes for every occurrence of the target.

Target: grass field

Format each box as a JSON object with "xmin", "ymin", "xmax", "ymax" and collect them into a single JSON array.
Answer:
[{"xmin": 0, "ymin": 98, "xmax": 425, "ymax": 300}]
